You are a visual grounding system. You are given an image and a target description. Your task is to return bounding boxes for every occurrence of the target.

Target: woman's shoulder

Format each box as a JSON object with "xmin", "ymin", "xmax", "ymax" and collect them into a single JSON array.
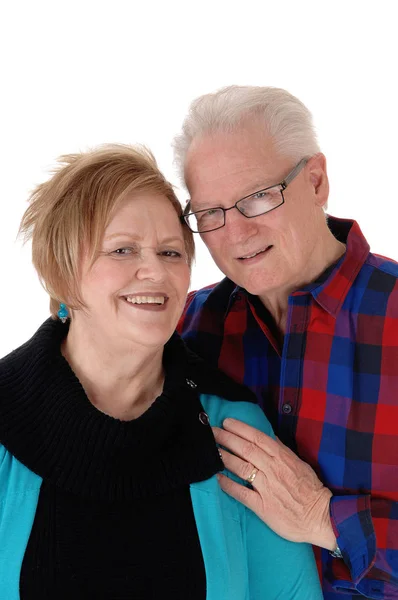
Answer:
[
  {"xmin": 199, "ymin": 393, "xmax": 274, "ymax": 439},
  {"xmin": 0, "ymin": 340, "xmax": 29, "ymax": 392},
  {"xmin": 0, "ymin": 319, "xmax": 51, "ymax": 365},
  {"xmin": 0, "ymin": 336, "xmax": 36, "ymax": 397},
  {"xmin": 0, "ymin": 318, "xmax": 61, "ymax": 379},
  {"xmin": 0, "ymin": 443, "xmax": 42, "ymax": 494}
]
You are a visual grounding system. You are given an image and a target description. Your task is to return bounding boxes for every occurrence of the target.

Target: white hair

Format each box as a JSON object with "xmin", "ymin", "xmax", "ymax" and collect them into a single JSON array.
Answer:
[{"xmin": 173, "ymin": 85, "xmax": 321, "ymax": 185}]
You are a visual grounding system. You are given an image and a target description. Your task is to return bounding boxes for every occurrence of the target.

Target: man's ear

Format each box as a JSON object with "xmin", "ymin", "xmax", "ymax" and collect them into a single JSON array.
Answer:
[{"xmin": 307, "ymin": 153, "xmax": 329, "ymax": 208}]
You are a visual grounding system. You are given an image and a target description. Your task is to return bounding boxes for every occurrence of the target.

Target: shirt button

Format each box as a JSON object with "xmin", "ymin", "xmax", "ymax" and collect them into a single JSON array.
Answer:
[
  {"xmin": 199, "ymin": 412, "xmax": 210, "ymax": 425},
  {"xmin": 282, "ymin": 403, "xmax": 292, "ymax": 414}
]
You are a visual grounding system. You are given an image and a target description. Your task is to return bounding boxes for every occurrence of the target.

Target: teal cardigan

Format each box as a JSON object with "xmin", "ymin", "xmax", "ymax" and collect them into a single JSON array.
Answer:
[{"xmin": 0, "ymin": 394, "xmax": 322, "ymax": 599}]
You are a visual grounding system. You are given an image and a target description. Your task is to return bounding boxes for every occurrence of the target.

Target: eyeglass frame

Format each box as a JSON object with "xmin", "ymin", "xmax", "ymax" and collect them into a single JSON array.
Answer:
[{"xmin": 181, "ymin": 157, "xmax": 308, "ymax": 233}]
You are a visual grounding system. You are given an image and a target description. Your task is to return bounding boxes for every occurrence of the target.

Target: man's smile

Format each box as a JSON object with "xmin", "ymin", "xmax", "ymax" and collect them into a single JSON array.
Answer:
[{"xmin": 237, "ymin": 245, "xmax": 273, "ymax": 260}]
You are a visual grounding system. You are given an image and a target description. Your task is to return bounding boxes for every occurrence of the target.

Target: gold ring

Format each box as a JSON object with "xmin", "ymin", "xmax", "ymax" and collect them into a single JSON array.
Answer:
[{"xmin": 246, "ymin": 467, "xmax": 258, "ymax": 484}]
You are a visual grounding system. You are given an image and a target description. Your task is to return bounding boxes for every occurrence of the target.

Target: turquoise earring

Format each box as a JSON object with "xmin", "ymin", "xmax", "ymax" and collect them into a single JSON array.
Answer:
[{"xmin": 57, "ymin": 303, "xmax": 69, "ymax": 323}]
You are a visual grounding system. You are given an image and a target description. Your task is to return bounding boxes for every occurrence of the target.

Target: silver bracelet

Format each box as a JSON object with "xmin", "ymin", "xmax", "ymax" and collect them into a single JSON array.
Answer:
[{"xmin": 329, "ymin": 544, "xmax": 343, "ymax": 559}]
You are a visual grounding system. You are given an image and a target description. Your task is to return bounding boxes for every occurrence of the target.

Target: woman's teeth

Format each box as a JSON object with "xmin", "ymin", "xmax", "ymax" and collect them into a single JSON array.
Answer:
[{"xmin": 125, "ymin": 296, "xmax": 165, "ymax": 305}]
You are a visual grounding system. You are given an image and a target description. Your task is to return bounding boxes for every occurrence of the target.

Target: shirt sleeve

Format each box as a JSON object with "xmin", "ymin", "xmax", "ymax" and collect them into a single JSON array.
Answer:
[{"xmin": 329, "ymin": 494, "xmax": 398, "ymax": 597}]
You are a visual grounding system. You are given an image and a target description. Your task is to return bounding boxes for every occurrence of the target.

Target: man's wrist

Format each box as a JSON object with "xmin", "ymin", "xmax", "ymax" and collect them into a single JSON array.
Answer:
[
  {"xmin": 319, "ymin": 529, "xmax": 337, "ymax": 551},
  {"xmin": 309, "ymin": 488, "xmax": 337, "ymax": 550}
]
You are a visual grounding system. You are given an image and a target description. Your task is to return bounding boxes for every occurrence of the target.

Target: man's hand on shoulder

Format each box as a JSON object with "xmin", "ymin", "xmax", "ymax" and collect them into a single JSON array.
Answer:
[{"xmin": 213, "ymin": 418, "xmax": 336, "ymax": 550}]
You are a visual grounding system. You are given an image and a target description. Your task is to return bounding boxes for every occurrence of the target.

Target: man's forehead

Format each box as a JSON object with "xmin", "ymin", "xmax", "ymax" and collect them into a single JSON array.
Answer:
[
  {"xmin": 187, "ymin": 127, "xmax": 272, "ymax": 164},
  {"xmin": 186, "ymin": 126, "xmax": 281, "ymax": 178},
  {"xmin": 186, "ymin": 144, "xmax": 289, "ymax": 208}
]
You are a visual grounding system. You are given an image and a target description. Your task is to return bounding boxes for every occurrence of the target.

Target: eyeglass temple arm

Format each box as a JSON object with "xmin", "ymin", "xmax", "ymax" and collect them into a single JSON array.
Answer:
[{"xmin": 281, "ymin": 158, "xmax": 308, "ymax": 189}]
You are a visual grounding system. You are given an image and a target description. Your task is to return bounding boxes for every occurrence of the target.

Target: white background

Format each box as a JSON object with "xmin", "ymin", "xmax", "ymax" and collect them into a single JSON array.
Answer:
[{"xmin": 0, "ymin": 0, "xmax": 397, "ymax": 357}]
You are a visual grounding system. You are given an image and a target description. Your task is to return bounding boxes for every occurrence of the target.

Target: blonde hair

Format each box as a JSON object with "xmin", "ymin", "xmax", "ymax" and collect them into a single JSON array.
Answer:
[
  {"xmin": 173, "ymin": 85, "xmax": 320, "ymax": 185},
  {"xmin": 19, "ymin": 144, "xmax": 194, "ymax": 318}
]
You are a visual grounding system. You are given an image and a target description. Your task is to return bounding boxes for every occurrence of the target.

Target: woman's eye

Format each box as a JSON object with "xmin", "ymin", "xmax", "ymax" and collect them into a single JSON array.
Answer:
[
  {"xmin": 160, "ymin": 250, "xmax": 183, "ymax": 258},
  {"xmin": 112, "ymin": 247, "xmax": 135, "ymax": 255}
]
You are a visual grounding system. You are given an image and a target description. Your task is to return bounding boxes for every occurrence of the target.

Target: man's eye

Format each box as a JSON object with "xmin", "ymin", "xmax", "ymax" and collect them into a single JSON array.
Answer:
[
  {"xmin": 252, "ymin": 191, "xmax": 269, "ymax": 200},
  {"xmin": 197, "ymin": 208, "xmax": 220, "ymax": 222}
]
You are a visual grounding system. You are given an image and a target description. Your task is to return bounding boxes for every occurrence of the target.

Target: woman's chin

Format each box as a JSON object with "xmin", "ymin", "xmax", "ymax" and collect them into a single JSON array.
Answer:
[{"xmin": 117, "ymin": 322, "xmax": 175, "ymax": 350}]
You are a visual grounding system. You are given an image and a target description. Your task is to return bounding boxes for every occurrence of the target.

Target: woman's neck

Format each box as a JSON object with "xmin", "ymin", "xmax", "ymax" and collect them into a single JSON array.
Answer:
[{"xmin": 62, "ymin": 322, "xmax": 165, "ymax": 420}]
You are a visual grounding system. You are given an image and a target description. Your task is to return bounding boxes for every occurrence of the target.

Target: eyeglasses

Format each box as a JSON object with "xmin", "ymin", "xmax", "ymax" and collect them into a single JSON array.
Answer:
[{"xmin": 181, "ymin": 158, "xmax": 308, "ymax": 233}]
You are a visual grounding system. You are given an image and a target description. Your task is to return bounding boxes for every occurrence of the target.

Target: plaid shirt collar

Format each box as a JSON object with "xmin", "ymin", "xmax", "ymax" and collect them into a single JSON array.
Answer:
[{"xmin": 214, "ymin": 215, "xmax": 370, "ymax": 320}]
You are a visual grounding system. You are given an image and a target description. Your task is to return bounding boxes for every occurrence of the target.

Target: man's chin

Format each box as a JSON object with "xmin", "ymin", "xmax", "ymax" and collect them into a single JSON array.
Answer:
[{"xmin": 231, "ymin": 275, "xmax": 281, "ymax": 298}]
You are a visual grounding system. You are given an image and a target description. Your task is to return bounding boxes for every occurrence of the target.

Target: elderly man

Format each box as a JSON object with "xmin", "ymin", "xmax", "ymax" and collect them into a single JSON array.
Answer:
[{"xmin": 175, "ymin": 86, "xmax": 398, "ymax": 599}]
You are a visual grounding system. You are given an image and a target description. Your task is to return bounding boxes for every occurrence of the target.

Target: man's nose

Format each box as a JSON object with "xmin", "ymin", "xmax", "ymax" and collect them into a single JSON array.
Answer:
[{"xmin": 224, "ymin": 206, "xmax": 259, "ymax": 239}]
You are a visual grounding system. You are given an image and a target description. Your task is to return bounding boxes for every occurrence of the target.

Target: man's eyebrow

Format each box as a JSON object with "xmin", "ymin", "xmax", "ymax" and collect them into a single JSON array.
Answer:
[
  {"xmin": 239, "ymin": 180, "xmax": 275, "ymax": 197},
  {"xmin": 190, "ymin": 180, "xmax": 275, "ymax": 211}
]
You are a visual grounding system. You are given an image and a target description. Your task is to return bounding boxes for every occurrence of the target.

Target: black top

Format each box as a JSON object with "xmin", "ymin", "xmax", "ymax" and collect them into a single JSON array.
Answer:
[{"xmin": 0, "ymin": 319, "xmax": 254, "ymax": 599}]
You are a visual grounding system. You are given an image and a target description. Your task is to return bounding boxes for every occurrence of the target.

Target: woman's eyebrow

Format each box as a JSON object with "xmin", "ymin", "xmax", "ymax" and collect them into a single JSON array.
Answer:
[
  {"xmin": 104, "ymin": 233, "xmax": 184, "ymax": 245},
  {"xmin": 161, "ymin": 236, "xmax": 185, "ymax": 245},
  {"xmin": 104, "ymin": 232, "xmax": 141, "ymax": 241}
]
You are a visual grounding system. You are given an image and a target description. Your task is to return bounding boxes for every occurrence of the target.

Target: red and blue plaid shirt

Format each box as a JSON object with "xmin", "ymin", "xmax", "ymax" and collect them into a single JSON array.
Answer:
[{"xmin": 178, "ymin": 216, "xmax": 398, "ymax": 599}]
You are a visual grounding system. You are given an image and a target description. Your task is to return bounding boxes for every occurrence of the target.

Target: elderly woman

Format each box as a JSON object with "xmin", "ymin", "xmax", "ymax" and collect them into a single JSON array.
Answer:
[{"xmin": 0, "ymin": 145, "xmax": 322, "ymax": 599}]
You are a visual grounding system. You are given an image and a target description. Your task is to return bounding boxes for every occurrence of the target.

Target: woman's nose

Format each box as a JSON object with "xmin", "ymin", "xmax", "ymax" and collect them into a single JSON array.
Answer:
[{"xmin": 135, "ymin": 252, "xmax": 166, "ymax": 282}]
